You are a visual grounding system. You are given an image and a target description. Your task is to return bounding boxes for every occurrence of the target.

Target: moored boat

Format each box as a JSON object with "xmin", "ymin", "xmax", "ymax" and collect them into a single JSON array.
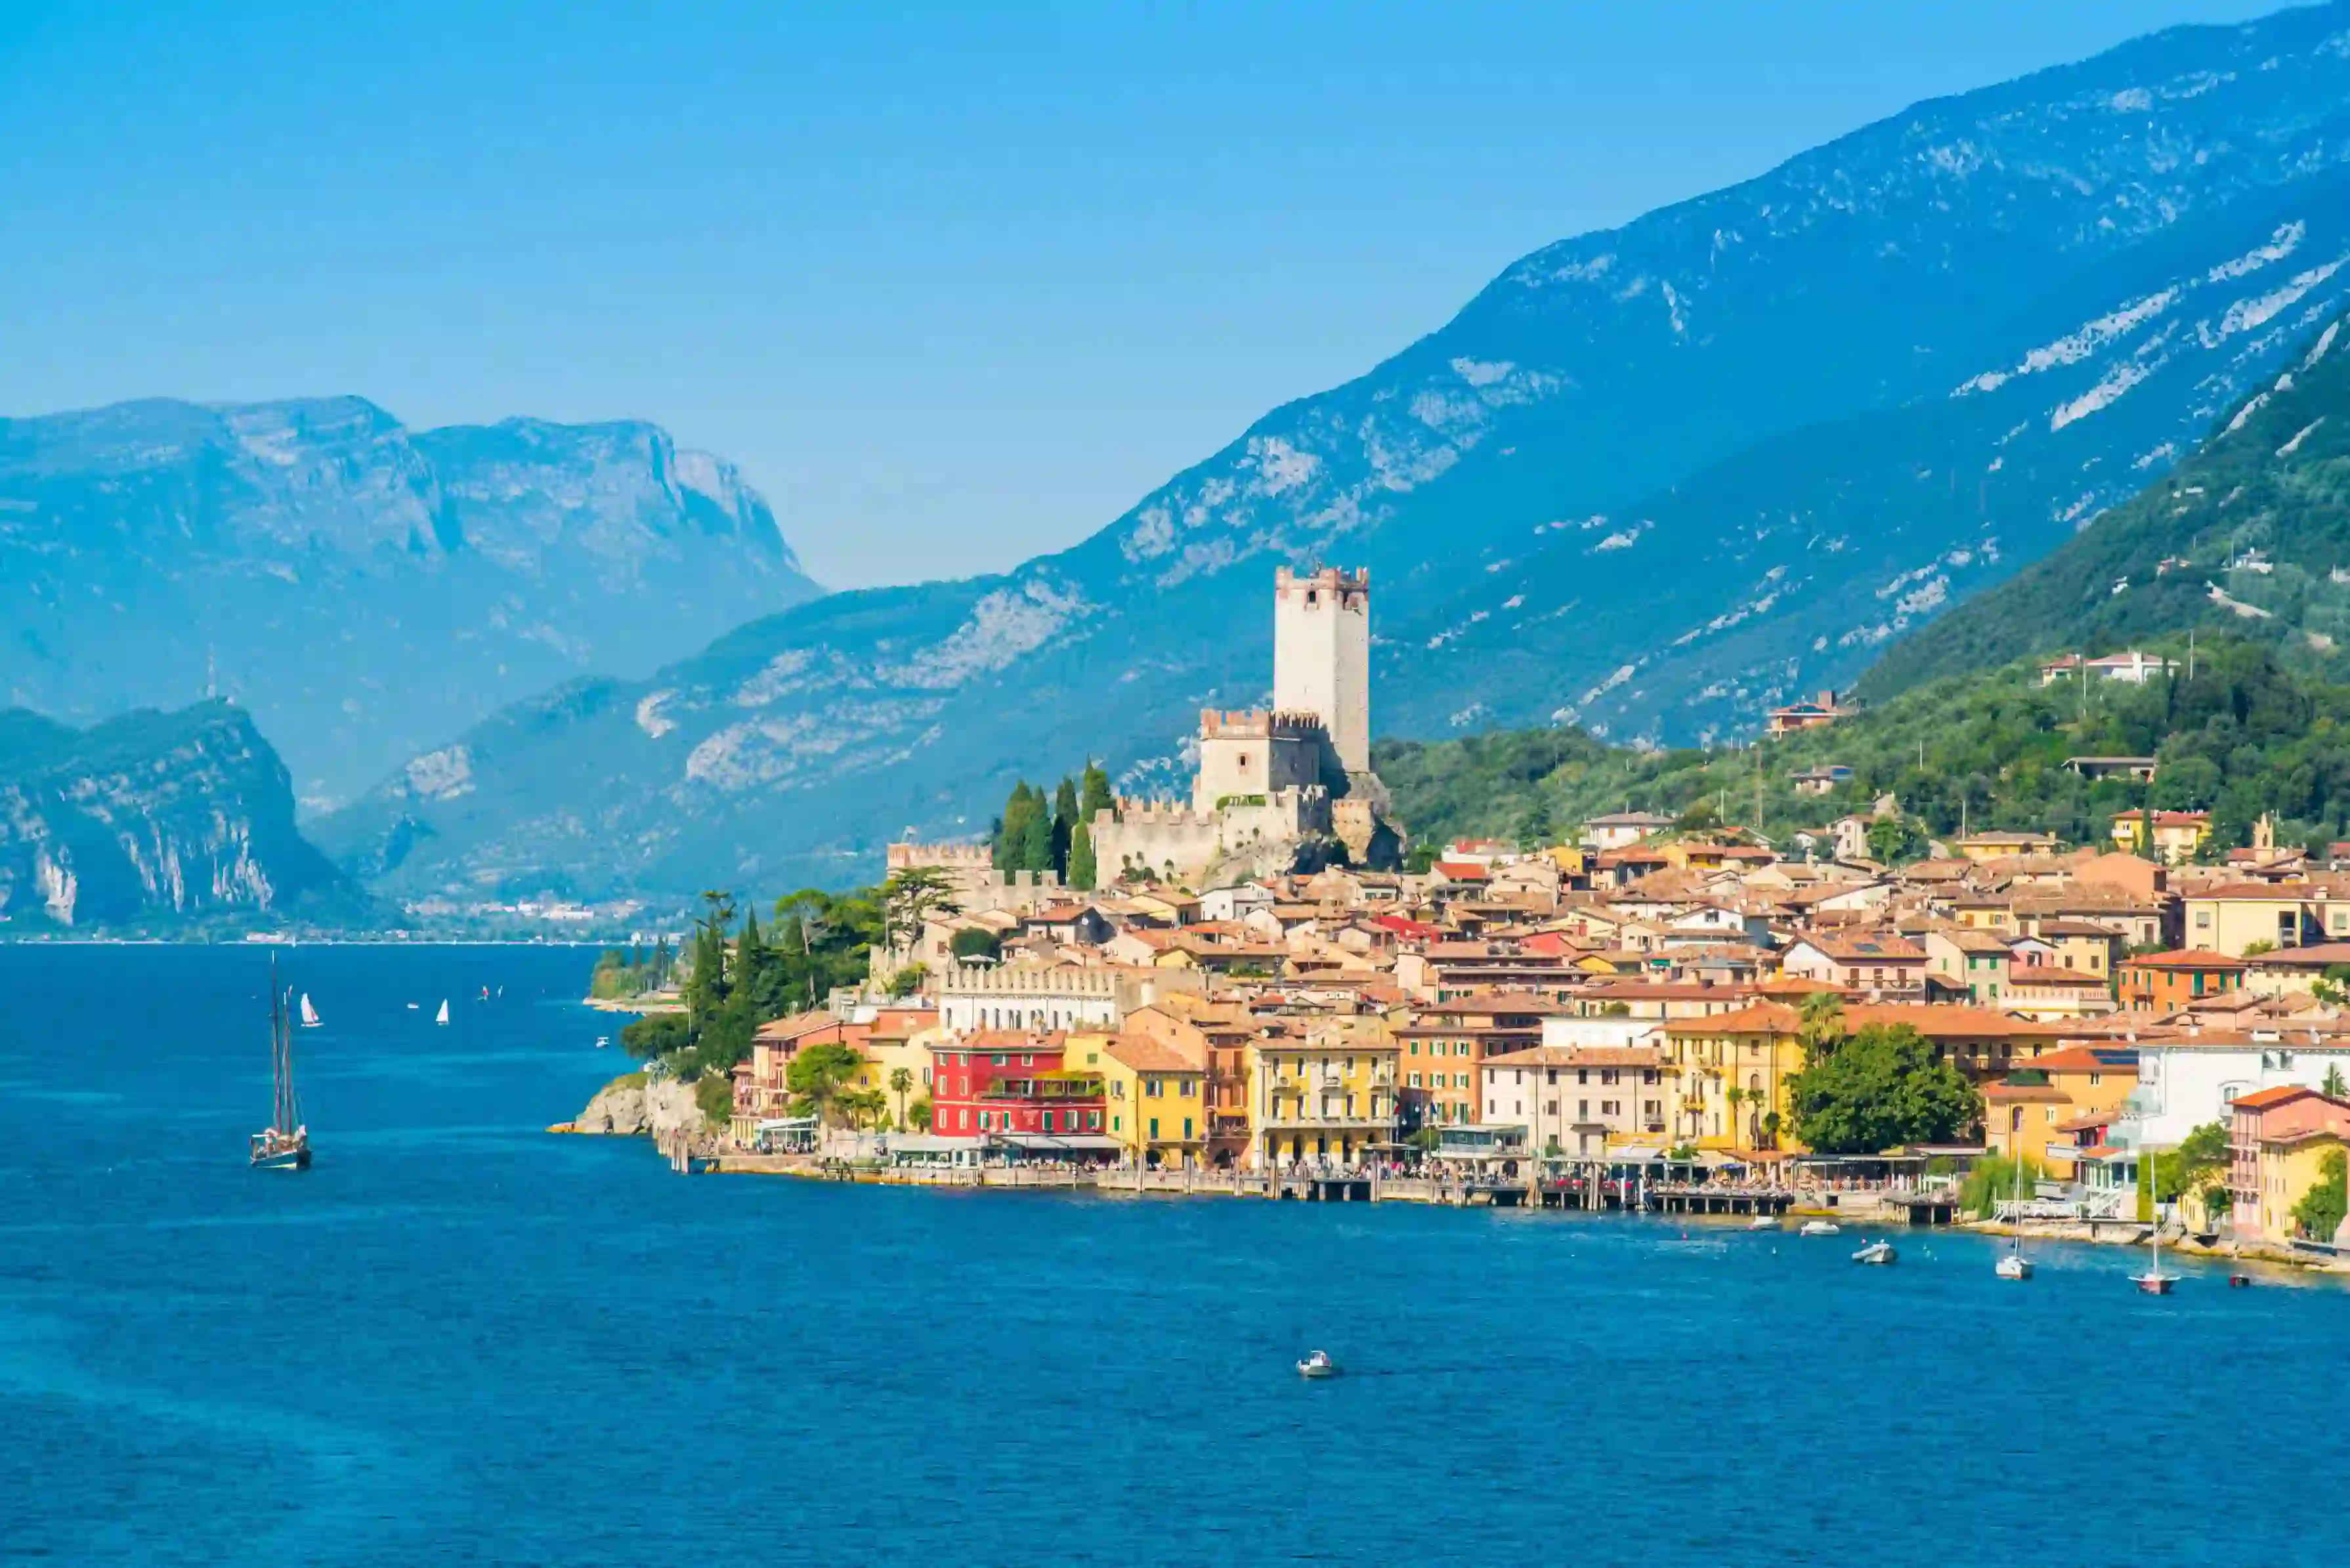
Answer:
[
  {"xmin": 1799, "ymin": 1219, "xmax": 1840, "ymax": 1237},
  {"xmin": 2131, "ymin": 1218, "xmax": 2178, "ymax": 1295},
  {"xmin": 1852, "ymin": 1240, "xmax": 1897, "ymax": 1265},
  {"xmin": 1296, "ymin": 1349, "xmax": 1339, "ymax": 1379}
]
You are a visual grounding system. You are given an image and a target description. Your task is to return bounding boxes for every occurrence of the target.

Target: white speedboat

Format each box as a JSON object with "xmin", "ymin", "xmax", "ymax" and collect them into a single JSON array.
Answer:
[
  {"xmin": 1296, "ymin": 1350, "xmax": 1340, "ymax": 1380},
  {"xmin": 1995, "ymin": 1252, "xmax": 2033, "ymax": 1281},
  {"xmin": 1799, "ymin": 1219, "xmax": 1841, "ymax": 1237},
  {"xmin": 1747, "ymin": 1215, "xmax": 1778, "ymax": 1231},
  {"xmin": 1852, "ymin": 1240, "xmax": 1897, "ymax": 1265}
]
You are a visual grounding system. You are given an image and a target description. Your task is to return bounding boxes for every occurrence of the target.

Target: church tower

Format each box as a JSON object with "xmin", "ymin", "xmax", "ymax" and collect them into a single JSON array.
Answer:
[{"xmin": 1273, "ymin": 566, "xmax": 1370, "ymax": 777}]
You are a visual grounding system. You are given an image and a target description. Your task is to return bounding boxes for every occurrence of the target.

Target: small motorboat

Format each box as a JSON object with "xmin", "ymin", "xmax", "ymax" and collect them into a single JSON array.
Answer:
[
  {"xmin": 1995, "ymin": 1252, "xmax": 2033, "ymax": 1281},
  {"xmin": 1852, "ymin": 1240, "xmax": 1897, "ymax": 1266},
  {"xmin": 595, "ymin": 1035, "xmax": 610, "ymax": 1049},
  {"xmin": 1747, "ymin": 1214, "xmax": 1778, "ymax": 1231},
  {"xmin": 2229, "ymin": 1273, "xmax": 2253, "ymax": 1288},
  {"xmin": 1799, "ymin": 1219, "xmax": 1841, "ymax": 1237},
  {"xmin": 1296, "ymin": 1350, "xmax": 1340, "ymax": 1380}
]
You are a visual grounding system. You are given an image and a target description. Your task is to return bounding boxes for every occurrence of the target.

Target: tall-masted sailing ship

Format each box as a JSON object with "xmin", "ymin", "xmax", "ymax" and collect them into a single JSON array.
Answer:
[{"xmin": 250, "ymin": 964, "xmax": 312, "ymax": 1171}]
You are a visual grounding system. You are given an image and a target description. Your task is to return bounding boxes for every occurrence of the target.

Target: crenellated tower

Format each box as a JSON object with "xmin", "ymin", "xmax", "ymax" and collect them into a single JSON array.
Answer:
[{"xmin": 1273, "ymin": 566, "xmax": 1370, "ymax": 778}]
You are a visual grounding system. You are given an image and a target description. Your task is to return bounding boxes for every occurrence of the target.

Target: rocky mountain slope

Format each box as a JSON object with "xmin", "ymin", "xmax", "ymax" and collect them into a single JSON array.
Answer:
[
  {"xmin": 0, "ymin": 398, "xmax": 821, "ymax": 805},
  {"xmin": 1859, "ymin": 305, "xmax": 2349, "ymax": 693},
  {"xmin": 322, "ymin": 3, "xmax": 2350, "ymax": 904},
  {"xmin": 0, "ymin": 700, "xmax": 367, "ymax": 931}
]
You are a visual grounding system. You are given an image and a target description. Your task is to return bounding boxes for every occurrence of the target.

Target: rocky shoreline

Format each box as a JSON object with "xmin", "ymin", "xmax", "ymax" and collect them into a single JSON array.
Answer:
[{"xmin": 551, "ymin": 1073, "xmax": 711, "ymax": 1144}]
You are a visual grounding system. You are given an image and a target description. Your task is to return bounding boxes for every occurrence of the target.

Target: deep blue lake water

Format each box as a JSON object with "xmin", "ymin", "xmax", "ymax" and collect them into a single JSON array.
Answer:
[{"xmin": 3, "ymin": 944, "xmax": 2345, "ymax": 1565}]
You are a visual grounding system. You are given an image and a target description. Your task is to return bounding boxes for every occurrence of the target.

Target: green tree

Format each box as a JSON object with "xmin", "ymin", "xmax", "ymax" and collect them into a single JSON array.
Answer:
[
  {"xmin": 1516, "ymin": 794, "xmax": 1556, "ymax": 849},
  {"xmin": 880, "ymin": 866, "xmax": 962, "ymax": 952},
  {"xmin": 949, "ymin": 926, "xmax": 1002, "ymax": 962},
  {"xmin": 1797, "ymin": 991, "xmax": 1847, "ymax": 1064},
  {"xmin": 786, "ymin": 1042, "xmax": 866, "ymax": 1125},
  {"xmin": 1019, "ymin": 804, "xmax": 1052, "ymax": 876},
  {"xmin": 1865, "ymin": 814, "xmax": 1919, "ymax": 865},
  {"xmin": 618, "ymin": 1011, "xmax": 689, "ymax": 1061},
  {"xmin": 886, "ymin": 962, "xmax": 928, "ymax": 998},
  {"xmin": 1959, "ymin": 1152, "xmax": 2043, "ymax": 1219},
  {"xmin": 2326, "ymin": 1065, "xmax": 2349, "ymax": 1099},
  {"xmin": 2291, "ymin": 1147, "xmax": 2347, "ymax": 1241},
  {"xmin": 909, "ymin": 1097, "xmax": 934, "ymax": 1132},
  {"xmin": 1079, "ymin": 759, "xmax": 1115, "ymax": 822},
  {"xmin": 1068, "ymin": 819, "xmax": 1098, "ymax": 891},
  {"xmin": 837, "ymin": 1088, "xmax": 889, "ymax": 1130},
  {"xmin": 888, "ymin": 1067, "xmax": 915, "ymax": 1130},
  {"xmin": 1785, "ymin": 1023, "xmax": 1980, "ymax": 1155},
  {"xmin": 994, "ymin": 782, "xmax": 1044, "ymax": 872},
  {"xmin": 1051, "ymin": 776, "xmax": 1080, "ymax": 878},
  {"xmin": 2150, "ymin": 1120, "xmax": 2234, "ymax": 1216}
]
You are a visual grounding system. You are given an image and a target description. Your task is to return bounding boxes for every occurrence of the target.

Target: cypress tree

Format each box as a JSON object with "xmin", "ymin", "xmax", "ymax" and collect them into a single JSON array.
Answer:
[
  {"xmin": 1052, "ymin": 776, "xmax": 1080, "ymax": 878},
  {"xmin": 1079, "ymin": 758, "xmax": 1114, "ymax": 822},
  {"xmin": 1020, "ymin": 801, "xmax": 1053, "ymax": 874},
  {"xmin": 1069, "ymin": 820, "xmax": 1097, "ymax": 891}
]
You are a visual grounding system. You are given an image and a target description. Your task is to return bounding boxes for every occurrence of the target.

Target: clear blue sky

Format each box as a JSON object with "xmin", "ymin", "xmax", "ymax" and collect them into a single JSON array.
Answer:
[{"xmin": 0, "ymin": 1, "xmax": 2290, "ymax": 588}]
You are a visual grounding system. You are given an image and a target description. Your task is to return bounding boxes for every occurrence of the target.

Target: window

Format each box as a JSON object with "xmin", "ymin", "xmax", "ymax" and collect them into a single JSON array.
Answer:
[
  {"xmin": 1578, "ymin": 1099, "xmax": 1590, "ymax": 1119},
  {"xmin": 993, "ymin": 1053, "xmax": 1007, "ymax": 1067},
  {"xmin": 1149, "ymin": 1118, "xmax": 1159, "ymax": 1139},
  {"xmin": 1184, "ymin": 1117, "xmax": 1193, "ymax": 1139},
  {"xmin": 1146, "ymin": 1078, "xmax": 1163, "ymax": 1097},
  {"xmin": 1021, "ymin": 1053, "xmax": 1034, "ymax": 1067},
  {"xmin": 1113, "ymin": 1114, "xmax": 1121, "ymax": 1132}
]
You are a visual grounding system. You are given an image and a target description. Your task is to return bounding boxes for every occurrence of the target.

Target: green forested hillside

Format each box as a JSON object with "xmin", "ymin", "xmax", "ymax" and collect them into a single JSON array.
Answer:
[
  {"xmin": 1377, "ymin": 635, "xmax": 2350, "ymax": 857},
  {"xmin": 1860, "ymin": 308, "xmax": 2350, "ymax": 698}
]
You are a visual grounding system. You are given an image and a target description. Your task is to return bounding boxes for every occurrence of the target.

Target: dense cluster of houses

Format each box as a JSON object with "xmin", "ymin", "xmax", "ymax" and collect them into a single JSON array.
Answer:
[{"xmin": 726, "ymin": 813, "xmax": 2350, "ymax": 1248}]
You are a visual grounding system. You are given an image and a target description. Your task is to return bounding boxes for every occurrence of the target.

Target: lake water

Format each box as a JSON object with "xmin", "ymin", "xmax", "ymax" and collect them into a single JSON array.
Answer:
[{"xmin": 3, "ymin": 944, "xmax": 2344, "ymax": 1565}]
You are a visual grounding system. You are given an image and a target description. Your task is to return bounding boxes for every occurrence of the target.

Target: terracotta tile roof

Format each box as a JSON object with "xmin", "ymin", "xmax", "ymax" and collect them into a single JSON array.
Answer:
[
  {"xmin": 1661, "ymin": 1002, "xmax": 1801, "ymax": 1036},
  {"xmin": 1984, "ymin": 1082, "xmax": 2070, "ymax": 1103},
  {"xmin": 2022, "ymin": 1046, "xmax": 2139, "ymax": 1073},
  {"xmin": 2121, "ymin": 949, "xmax": 2249, "ymax": 971},
  {"xmin": 1101, "ymin": 1034, "xmax": 1205, "ymax": 1074},
  {"xmin": 1839, "ymin": 1004, "xmax": 2062, "ymax": 1039},
  {"xmin": 2230, "ymin": 1084, "xmax": 2314, "ymax": 1111},
  {"xmin": 1484, "ymin": 1046, "xmax": 1662, "ymax": 1069}
]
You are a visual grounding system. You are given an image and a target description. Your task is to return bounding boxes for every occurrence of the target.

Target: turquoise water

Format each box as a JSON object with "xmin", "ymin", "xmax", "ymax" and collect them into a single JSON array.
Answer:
[{"xmin": 3, "ymin": 945, "xmax": 2343, "ymax": 1565}]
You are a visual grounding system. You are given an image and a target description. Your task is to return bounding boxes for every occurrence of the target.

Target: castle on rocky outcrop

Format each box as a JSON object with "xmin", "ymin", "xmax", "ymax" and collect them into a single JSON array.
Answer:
[{"xmin": 1092, "ymin": 566, "xmax": 1399, "ymax": 886}]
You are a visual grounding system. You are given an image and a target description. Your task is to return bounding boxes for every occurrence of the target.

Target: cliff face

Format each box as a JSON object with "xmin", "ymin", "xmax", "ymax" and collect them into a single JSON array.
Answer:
[
  {"xmin": 0, "ymin": 701, "xmax": 365, "ymax": 931},
  {"xmin": 0, "ymin": 398, "xmax": 822, "ymax": 806}
]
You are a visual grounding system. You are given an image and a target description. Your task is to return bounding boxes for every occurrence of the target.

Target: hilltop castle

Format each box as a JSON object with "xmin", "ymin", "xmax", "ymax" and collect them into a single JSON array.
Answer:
[{"xmin": 1092, "ymin": 566, "xmax": 1399, "ymax": 886}]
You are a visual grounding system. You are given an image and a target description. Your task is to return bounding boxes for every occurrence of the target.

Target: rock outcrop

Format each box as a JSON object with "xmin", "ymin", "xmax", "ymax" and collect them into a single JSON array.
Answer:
[
  {"xmin": 0, "ymin": 700, "xmax": 366, "ymax": 931},
  {"xmin": 566, "ymin": 1074, "xmax": 709, "ymax": 1141}
]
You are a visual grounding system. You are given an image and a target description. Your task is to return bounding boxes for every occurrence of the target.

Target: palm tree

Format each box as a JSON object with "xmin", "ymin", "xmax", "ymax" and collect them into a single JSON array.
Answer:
[
  {"xmin": 888, "ymin": 1067, "xmax": 915, "ymax": 1129},
  {"xmin": 1797, "ymin": 991, "xmax": 1847, "ymax": 1065},
  {"xmin": 1724, "ymin": 1086, "xmax": 1746, "ymax": 1148}
]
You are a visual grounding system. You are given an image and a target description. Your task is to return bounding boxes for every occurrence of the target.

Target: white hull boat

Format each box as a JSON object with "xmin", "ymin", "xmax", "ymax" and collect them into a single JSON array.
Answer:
[{"xmin": 1852, "ymin": 1240, "xmax": 1897, "ymax": 1265}]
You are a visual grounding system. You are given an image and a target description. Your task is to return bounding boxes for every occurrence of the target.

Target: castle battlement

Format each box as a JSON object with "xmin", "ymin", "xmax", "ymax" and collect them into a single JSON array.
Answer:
[
  {"xmin": 887, "ymin": 841, "xmax": 994, "ymax": 869},
  {"xmin": 1276, "ymin": 565, "xmax": 1369, "ymax": 606},
  {"xmin": 1108, "ymin": 796, "xmax": 1217, "ymax": 828},
  {"xmin": 1197, "ymin": 708, "xmax": 1326, "ymax": 740}
]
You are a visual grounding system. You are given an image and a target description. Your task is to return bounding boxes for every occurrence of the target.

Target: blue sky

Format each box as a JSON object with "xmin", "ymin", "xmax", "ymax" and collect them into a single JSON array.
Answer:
[{"xmin": 0, "ymin": 0, "xmax": 2290, "ymax": 587}]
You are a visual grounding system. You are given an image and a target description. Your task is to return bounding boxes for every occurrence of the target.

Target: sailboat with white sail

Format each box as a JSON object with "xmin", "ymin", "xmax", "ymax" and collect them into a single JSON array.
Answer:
[
  {"xmin": 435, "ymin": 998, "xmax": 450, "ymax": 1026},
  {"xmin": 299, "ymin": 993, "xmax": 322, "ymax": 1029},
  {"xmin": 250, "ymin": 963, "xmax": 312, "ymax": 1171}
]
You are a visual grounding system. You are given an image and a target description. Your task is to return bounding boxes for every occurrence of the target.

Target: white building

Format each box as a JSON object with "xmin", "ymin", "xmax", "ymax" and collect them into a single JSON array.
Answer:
[
  {"xmin": 2122, "ymin": 1030, "xmax": 2350, "ymax": 1149},
  {"xmin": 937, "ymin": 962, "xmax": 1201, "ymax": 1036}
]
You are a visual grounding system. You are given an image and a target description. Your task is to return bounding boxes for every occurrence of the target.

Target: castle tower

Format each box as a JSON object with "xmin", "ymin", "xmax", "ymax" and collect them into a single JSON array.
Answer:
[{"xmin": 1273, "ymin": 566, "xmax": 1370, "ymax": 776}]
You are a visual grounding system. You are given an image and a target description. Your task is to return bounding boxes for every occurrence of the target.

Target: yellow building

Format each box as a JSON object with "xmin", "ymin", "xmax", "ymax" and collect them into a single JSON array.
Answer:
[
  {"xmin": 847, "ymin": 1007, "xmax": 943, "ymax": 1130},
  {"xmin": 2248, "ymin": 1130, "xmax": 2345, "ymax": 1247},
  {"xmin": 1657, "ymin": 1001, "xmax": 1806, "ymax": 1153},
  {"xmin": 2179, "ymin": 884, "xmax": 2338, "ymax": 957},
  {"xmin": 2110, "ymin": 809, "xmax": 2210, "ymax": 865},
  {"xmin": 1247, "ymin": 1027, "xmax": 1398, "ymax": 1168},
  {"xmin": 1076, "ymin": 1031, "xmax": 1208, "ymax": 1166},
  {"xmin": 1982, "ymin": 1046, "xmax": 2139, "ymax": 1178}
]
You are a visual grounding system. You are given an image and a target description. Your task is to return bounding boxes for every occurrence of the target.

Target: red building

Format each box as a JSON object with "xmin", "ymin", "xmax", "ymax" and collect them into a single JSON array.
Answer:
[{"xmin": 927, "ymin": 1030, "xmax": 1107, "ymax": 1143}]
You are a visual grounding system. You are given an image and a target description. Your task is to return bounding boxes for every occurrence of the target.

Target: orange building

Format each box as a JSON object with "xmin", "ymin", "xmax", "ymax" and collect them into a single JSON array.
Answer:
[{"xmin": 2116, "ymin": 949, "xmax": 2248, "ymax": 1011}]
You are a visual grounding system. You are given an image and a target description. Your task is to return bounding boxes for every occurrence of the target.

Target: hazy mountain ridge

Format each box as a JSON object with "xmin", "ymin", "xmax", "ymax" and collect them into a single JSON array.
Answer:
[
  {"xmin": 0, "ymin": 700, "xmax": 367, "ymax": 931},
  {"xmin": 0, "ymin": 396, "xmax": 821, "ymax": 804},
  {"xmin": 1859, "ymin": 302, "xmax": 2350, "ymax": 692},
  {"xmin": 321, "ymin": 3, "xmax": 2350, "ymax": 902}
]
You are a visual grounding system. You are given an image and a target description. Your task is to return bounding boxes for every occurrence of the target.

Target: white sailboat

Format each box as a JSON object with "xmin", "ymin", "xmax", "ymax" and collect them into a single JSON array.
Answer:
[
  {"xmin": 435, "ymin": 999, "xmax": 450, "ymax": 1026},
  {"xmin": 1996, "ymin": 1154, "xmax": 2033, "ymax": 1281},
  {"xmin": 298, "ymin": 993, "xmax": 322, "ymax": 1029},
  {"xmin": 2133, "ymin": 1212, "xmax": 2177, "ymax": 1294}
]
